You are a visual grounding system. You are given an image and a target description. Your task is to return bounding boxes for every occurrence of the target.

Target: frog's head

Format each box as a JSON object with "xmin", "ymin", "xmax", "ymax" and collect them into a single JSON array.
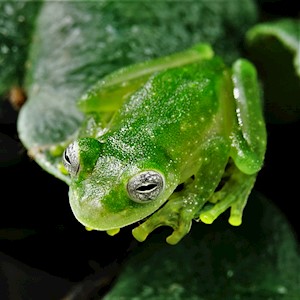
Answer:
[{"xmin": 63, "ymin": 137, "xmax": 178, "ymax": 231}]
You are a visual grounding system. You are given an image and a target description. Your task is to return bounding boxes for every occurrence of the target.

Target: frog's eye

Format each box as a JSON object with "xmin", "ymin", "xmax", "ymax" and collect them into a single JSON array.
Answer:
[
  {"xmin": 63, "ymin": 141, "xmax": 80, "ymax": 176},
  {"xmin": 127, "ymin": 171, "xmax": 165, "ymax": 203}
]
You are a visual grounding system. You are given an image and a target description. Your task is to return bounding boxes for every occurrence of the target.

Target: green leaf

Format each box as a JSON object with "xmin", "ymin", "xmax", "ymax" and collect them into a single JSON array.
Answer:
[
  {"xmin": 104, "ymin": 193, "xmax": 300, "ymax": 300},
  {"xmin": 16, "ymin": 0, "xmax": 258, "ymax": 181},
  {"xmin": 246, "ymin": 19, "xmax": 300, "ymax": 123},
  {"xmin": 0, "ymin": 1, "xmax": 41, "ymax": 95}
]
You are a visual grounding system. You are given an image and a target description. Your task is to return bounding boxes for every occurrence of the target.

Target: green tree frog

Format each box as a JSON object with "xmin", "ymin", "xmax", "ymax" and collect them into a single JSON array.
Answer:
[{"xmin": 62, "ymin": 44, "xmax": 266, "ymax": 245}]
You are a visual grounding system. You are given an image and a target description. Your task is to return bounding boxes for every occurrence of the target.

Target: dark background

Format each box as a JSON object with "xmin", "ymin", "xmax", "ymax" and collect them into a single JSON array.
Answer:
[{"xmin": 0, "ymin": 0, "xmax": 299, "ymax": 299}]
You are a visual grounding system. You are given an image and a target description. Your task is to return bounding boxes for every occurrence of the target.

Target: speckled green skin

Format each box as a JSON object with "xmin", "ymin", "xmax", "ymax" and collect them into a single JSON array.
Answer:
[{"xmin": 64, "ymin": 44, "xmax": 266, "ymax": 244}]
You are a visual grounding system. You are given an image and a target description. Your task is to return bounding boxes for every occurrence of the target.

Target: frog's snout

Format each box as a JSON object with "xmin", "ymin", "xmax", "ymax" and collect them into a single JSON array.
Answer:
[
  {"xmin": 68, "ymin": 188, "xmax": 121, "ymax": 231},
  {"xmin": 68, "ymin": 186, "xmax": 167, "ymax": 232}
]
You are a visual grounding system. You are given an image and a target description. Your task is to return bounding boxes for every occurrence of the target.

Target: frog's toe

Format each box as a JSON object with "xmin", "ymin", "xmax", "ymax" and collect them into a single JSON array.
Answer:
[
  {"xmin": 106, "ymin": 228, "xmax": 121, "ymax": 236},
  {"xmin": 200, "ymin": 194, "xmax": 236, "ymax": 224},
  {"xmin": 132, "ymin": 197, "xmax": 195, "ymax": 244},
  {"xmin": 166, "ymin": 219, "xmax": 192, "ymax": 245},
  {"xmin": 228, "ymin": 214, "xmax": 242, "ymax": 226},
  {"xmin": 133, "ymin": 214, "xmax": 192, "ymax": 245},
  {"xmin": 132, "ymin": 225, "xmax": 149, "ymax": 242},
  {"xmin": 132, "ymin": 209, "xmax": 174, "ymax": 242},
  {"xmin": 132, "ymin": 211, "xmax": 178, "ymax": 243},
  {"xmin": 228, "ymin": 201, "xmax": 244, "ymax": 226},
  {"xmin": 199, "ymin": 211, "xmax": 215, "ymax": 224},
  {"xmin": 199, "ymin": 172, "xmax": 256, "ymax": 226},
  {"xmin": 200, "ymin": 192, "xmax": 247, "ymax": 225}
]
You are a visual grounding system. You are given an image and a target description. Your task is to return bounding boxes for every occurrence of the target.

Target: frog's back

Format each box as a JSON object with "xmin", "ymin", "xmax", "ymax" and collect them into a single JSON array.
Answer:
[{"xmin": 108, "ymin": 57, "xmax": 233, "ymax": 163}]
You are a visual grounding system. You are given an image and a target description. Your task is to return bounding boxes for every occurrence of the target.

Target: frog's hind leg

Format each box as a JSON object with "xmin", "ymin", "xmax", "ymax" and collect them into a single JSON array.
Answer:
[
  {"xmin": 199, "ymin": 60, "xmax": 267, "ymax": 226},
  {"xmin": 230, "ymin": 59, "xmax": 267, "ymax": 175},
  {"xmin": 199, "ymin": 161, "xmax": 256, "ymax": 226},
  {"xmin": 77, "ymin": 44, "xmax": 214, "ymax": 115}
]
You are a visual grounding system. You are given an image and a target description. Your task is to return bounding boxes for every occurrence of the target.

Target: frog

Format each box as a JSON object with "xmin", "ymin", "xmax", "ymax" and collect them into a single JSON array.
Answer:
[{"xmin": 61, "ymin": 43, "xmax": 266, "ymax": 245}]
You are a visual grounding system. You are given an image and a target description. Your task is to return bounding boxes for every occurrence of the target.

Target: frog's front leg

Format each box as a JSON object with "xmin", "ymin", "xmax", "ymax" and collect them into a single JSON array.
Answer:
[
  {"xmin": 133, "ymin": 138, "xmax": 229, "ymax": 245},
  {"xmin": 132, "ymin": 191, "xmax": 200, "ymax": 245}
]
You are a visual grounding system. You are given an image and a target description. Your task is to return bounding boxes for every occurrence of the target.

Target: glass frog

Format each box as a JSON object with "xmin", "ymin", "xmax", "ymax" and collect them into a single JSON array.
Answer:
[{"xmin": 61, "ymin": 44, "xmax": 266, "ymax": 245}]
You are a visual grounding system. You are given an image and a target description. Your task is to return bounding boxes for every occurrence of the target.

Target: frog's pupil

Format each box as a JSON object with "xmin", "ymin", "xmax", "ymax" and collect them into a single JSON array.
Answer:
[
  {"xmin": 64, "ymin": 151, "xmax": 71, "ymax": 165},
  {"xmin": 136, "ymin": 184, "xmax": 157, "ymax": 193}
]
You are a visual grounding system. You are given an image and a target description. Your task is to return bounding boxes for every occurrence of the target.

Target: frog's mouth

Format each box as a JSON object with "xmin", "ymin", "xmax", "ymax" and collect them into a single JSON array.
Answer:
[{"xmin": 68, "ymin": 186, "xmax": 171, "ymax": 232}]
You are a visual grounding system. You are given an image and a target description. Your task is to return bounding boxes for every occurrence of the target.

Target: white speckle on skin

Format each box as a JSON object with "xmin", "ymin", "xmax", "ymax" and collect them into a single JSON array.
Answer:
[
  {"xmin": 236, "ymin": 108, "xmax": 243, "ymax": 128},
  {"xmin": 233, "ymin": 87, "xmax": 240, "ymax": 99}
]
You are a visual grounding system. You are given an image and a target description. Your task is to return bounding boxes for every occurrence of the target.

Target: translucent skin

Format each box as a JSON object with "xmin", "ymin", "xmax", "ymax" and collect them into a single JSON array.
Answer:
[{"xmin": 64, "ymin": 44, "xmax": 266, "ymax": 244}]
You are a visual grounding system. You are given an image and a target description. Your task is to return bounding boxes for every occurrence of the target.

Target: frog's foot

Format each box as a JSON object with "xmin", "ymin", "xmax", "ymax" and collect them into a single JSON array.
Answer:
[
  {"xmin": 132, "ymin": 196, "xmax": 198, "ymax": 245},
  {"xmin": 199, "ymin": 168, "xmax": 257, "ymax": 226}
]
